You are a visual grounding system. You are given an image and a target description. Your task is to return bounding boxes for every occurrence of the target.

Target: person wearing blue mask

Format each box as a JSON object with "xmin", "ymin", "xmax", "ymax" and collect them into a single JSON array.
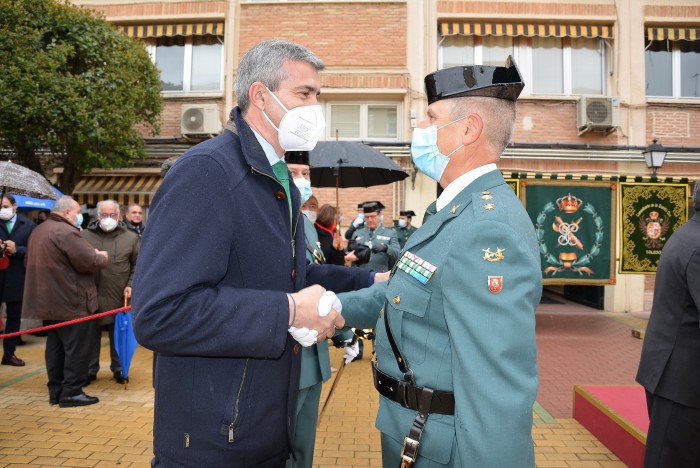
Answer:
[
  {"xmin": 393, "ymin": 210, "xmax": 417, "ymax": 249},
  {"xmin": 332, "ymin": 57, "xmax": 542, "ymax": 467}
]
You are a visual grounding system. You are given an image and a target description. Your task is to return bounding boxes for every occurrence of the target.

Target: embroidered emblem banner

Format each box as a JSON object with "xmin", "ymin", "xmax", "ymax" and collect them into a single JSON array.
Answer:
[{"xmin": 619, "ymin": 183, "xmax": 688, "ymax": 274}]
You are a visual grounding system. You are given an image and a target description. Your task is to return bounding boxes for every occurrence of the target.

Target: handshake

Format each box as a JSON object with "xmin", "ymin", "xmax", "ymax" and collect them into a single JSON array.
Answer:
[{"xmin": 287, "ymin": 285, "xmax": 344, "ymax": 347}]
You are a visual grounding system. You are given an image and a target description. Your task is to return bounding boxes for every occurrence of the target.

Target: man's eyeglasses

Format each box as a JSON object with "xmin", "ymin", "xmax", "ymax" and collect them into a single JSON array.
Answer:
[{"xmin": 98, "ymin": 213, "xmax": 119, "ymax": 219}]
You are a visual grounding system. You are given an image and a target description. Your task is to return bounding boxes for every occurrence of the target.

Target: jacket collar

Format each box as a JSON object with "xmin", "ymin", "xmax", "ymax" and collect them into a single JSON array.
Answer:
[{"xmin": 227, "ymin": 108, "xmax": 277, "ymax": 178}]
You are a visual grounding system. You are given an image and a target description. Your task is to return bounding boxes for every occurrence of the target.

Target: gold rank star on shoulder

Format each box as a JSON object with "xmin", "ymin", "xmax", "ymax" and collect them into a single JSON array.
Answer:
[{"xmin": 483, "ymin": 203, "xmax": 496, "ymax": 211}]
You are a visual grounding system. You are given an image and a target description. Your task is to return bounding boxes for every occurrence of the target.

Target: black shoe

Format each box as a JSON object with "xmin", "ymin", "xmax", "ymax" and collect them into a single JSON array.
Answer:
[
  {"xmin": 58, "ymin": 393, "xmax": 99, "ymax": 408},
  {"xmin": 113, "ymin": 371, "xmax": 126, "ymax": 384},
  {"xmin": 49, "ymin": 395, "xmax": 60, "ymax": 405}
]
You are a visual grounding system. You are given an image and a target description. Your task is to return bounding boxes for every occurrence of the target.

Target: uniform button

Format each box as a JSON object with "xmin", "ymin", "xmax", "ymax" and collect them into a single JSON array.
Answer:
[
  {"xmin": 275, "ymin": 191, "xmax": 286, "ymax": 200},
  {"xmin": 393, "ymin": 295, "xmax": 400, "ymax": 304},
  {"xmin": 291, "ymin": 270, "xmax": 296, "ymax": 280},
  {"xmin": 293, "ymin": 344, "xmax": 299, "ymax": 354}
]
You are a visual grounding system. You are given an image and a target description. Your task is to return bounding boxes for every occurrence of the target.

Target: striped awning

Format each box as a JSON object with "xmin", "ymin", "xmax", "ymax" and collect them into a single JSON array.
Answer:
[
  {"xmin": 72, "ymin": 176, "xmax": 162, "ymax": 206},
  {"xmin": 646, "ymin": 27, "xmax": 700, "ymax": 41},
  {"xmin": 118, "ymin": 23, "xmax": 224, "ymax": 39},
  {"xmin": 440, "ymin": 23, "xmax": 613, "ymax": 39},
  {"xmin": 504, "ymin": 172, "xmax": 692, "ymax": 184}
]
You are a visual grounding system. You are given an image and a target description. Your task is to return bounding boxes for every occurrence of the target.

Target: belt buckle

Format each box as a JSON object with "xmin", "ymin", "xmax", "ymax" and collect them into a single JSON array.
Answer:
[{"xmin": 399, "ymin": 436, "xmax": 419, "ymax": 467}]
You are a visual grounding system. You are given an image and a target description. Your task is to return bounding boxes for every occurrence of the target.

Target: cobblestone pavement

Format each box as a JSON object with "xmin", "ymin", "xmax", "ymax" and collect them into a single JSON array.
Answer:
[{"xmin": 1, "ymin": 296, "xmax": 643, "ymax": 467}]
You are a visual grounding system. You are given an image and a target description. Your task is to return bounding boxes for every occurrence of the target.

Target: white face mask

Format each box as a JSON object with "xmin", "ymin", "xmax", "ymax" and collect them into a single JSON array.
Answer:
[
  {"xmin": 0, "ymin": 208, "xmax": 14, "ymax": 221},
  {"xmin": 302, "ymin": 210, "xmax": 317, "ymax": 223},
  {"xmin": 262, "ymin": 86, "xmax": 326, "ymax": 151},
  {"xmin": 398, "ymin": 219, "xmax": 407, "ymax": 228},
  {"xmin": 99, "ymin": 217, "xmax": 118, "ymax": 232}
]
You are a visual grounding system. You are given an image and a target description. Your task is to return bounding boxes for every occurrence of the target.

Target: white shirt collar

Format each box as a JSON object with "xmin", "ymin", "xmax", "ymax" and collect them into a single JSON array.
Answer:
[
  {"xmin": 250, "ymin": 127, "xmax": 284, "ymax": 167},
  {"xmin": 436, "ymin": 163, "xmax": 498, "ymax": 212}
]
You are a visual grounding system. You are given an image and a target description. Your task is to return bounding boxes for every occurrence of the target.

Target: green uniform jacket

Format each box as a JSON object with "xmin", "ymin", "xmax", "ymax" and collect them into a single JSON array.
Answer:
[
  {"xmin": 350, "ymin": 224, "xmax": 400, "ymax": 272},
  {"xmin": 394, "ymin": 224, "xmax": 418, "ymax": 249},
  {"xmin": 338, "ymin": 170, "xmax": 541, "ymax": 467}
]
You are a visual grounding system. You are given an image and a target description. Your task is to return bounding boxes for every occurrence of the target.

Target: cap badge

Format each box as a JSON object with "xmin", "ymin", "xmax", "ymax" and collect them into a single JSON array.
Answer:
[
  {"xmin": 488, "ymin": 276, "xmax": 503, "ymax": 294},
  {"xmin": 482, "ymin": 247, "xmax": 505, "ymax": 262}
]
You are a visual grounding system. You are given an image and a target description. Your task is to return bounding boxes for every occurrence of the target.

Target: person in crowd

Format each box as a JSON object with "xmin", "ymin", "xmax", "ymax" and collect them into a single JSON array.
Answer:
[
  {"xmin": 23, "ymin": 196, "xmax": 108, "ymax": 407},
  {"xmin": 332, "ymin": 58, "xmax": 542, "ymax": 467},
  {"xmin": 301, "ymin": 195, "xmax": 319, "ymax": 224},
  {"xmin": 132, "ymin": 40, "xmax": 372, "ymax": 466},
  {"xmin": 636, "ymin": 181, "xmax": 700, "ymax": 467},
  {"xmin": 315, "ymin": 204, "xmax": 346, "ymax": 266},
  {"xmin": 82, "ymin": 200, "xmax": 139, "ymax": 385},
  {"xmin": 0, "ymin": 194, "xmax": 35, "ymax": 366},
  {"xmin": 123, "ymin": 204, "xmax": 145, "ymax": 238},
  {"xmin": 346, "ymin": 201, "xmax": 399, "ymax": 273},
  {"xmin": 394, "ymin": 209, "xmax": 417, "ymax": 249},
  {"xmin": 344, "ymin": 202, "xmax": 366, "ymax": 240}
]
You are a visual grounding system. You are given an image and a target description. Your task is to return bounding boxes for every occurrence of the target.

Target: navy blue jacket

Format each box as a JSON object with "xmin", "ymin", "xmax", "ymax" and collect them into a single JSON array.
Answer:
[
  {"xmin": 132, "ymin": 108, "xmax": 369, "ymax": 467},
  {"xmin": 0, "ymin": 213, "xmax": 35, "ymax": 302}
]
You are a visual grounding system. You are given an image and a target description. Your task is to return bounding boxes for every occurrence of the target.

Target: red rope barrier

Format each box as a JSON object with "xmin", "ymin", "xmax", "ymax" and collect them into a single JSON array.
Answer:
[{"xmin": 0, "ymin": 306, "xmax": 132, "ymax": 339}]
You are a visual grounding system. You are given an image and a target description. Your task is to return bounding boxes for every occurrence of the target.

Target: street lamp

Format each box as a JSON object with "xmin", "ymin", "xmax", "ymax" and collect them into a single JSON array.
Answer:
[{"xmin": 642, "ymin": 139, "xmax": 667, "ymax": 176}]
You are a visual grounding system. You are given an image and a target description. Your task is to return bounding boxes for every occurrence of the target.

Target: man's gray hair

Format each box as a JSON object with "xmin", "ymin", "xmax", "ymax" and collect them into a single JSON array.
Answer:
[
  {"xmin": 51, "ymin": 196, "xmax": 76, "ymax": 213},
  {"xmin": 694, "ymin": 180, "xmax": 700, "ymax": 212},
  {"xmin": 449, "ymin": 97, "xmax": 517, "ymax": 156},
  {"xmin": 235, "ymin": 40, "xmax": 325, "ymax": 113},
  {"xmin": 97, "ymin": 199, "xmax": 120, "ymax": 213}
]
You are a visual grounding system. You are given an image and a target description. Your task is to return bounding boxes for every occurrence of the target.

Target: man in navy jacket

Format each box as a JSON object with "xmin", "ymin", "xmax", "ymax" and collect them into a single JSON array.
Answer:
[{"xmin": 132, "ymin": 40, "xmax": 369, "ymax": 467}]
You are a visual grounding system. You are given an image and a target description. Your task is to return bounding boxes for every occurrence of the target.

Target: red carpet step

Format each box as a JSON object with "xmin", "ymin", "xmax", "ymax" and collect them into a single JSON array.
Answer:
[{"xmin": 573, "ymin": 384, "xmax": 649, "ymax": 468}]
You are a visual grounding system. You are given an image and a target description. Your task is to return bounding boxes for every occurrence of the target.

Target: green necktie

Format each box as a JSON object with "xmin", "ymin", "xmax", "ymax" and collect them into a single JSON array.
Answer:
[
  {"xmin": 4, "ymin": 221, "xmax": 10, "ymax": 234},
  {"xmin": 272, "ymin": 160, "xmax": 292, "ymax": 223}
]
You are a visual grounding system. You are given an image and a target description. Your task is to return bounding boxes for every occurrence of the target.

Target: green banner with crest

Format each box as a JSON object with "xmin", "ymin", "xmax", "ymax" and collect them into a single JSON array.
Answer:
[
  {"xmin": 523, "ymin": 181, "xmax": 616, "ymax": 285},
  {"xmin": 619, "ymin": 183, "xmax": 688, "ymax": 274}
]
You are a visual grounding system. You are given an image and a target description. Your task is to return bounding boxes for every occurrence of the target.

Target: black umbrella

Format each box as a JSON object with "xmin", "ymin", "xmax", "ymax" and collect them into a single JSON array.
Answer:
[
  {"xmin": 309, "ymin": 141, "xmax": 408, "ymax": 188},
  {"xmin": 0, "ymin": 160, "xmax": 60, "ymax": 200}
]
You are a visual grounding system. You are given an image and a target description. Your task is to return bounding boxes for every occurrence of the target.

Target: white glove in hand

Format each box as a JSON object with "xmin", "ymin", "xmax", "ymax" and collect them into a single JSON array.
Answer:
[
  {"xmin": 318, "ymin": 291, "xmax": 342, "ymax": 317},
  {"xmin": 343, "ymin": 339, "xmax": 360, "ymax": 364},
  {"xmin": 289, "ymin": 327, "xmax": 318, "ymax": 347},
  {"xmin": 352, "ymin": 217, "xmax": 363, "ymax": 228}
]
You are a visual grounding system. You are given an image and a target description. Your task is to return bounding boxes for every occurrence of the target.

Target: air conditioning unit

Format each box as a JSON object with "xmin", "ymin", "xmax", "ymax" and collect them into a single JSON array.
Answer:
[
  {"xmin": 577, "ymin": 96, "xmax": 620, "ymax": 132},
  {"xmin": 180, "ymin": 104, "xmax": 222, "ymax": 136}
]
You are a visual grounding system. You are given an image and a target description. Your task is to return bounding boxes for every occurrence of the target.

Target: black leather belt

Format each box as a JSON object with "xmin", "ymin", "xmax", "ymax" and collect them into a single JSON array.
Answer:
[{"xmin": 372, "ymin": 360, "xmax": 455, "ymax": 415}]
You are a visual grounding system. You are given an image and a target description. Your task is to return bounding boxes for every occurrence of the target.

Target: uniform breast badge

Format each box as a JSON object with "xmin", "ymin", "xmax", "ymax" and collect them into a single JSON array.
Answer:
[
  {"xmin": 395, "ymin": 251, "xmax": 437, "ymax": 285},
  {"xmin": 482, "ymin": 247, "xmax": 505, "ymax": 262},
  {"xmin": 488, "ymin": 276, "xmax": 503, "ymax": 294}
]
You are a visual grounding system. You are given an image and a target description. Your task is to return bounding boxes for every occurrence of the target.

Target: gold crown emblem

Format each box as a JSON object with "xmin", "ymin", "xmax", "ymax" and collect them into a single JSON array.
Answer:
[
  {"xmin": 649, "ymin": 211, "xmax": 659, "ymax": 220},
  {"xmin": 556, "ymin": 193, "xmax": 583, "ymax": 213}
]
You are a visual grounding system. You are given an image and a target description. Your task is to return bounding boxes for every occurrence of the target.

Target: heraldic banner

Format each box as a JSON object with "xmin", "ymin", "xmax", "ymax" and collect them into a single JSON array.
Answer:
[
  {"xmin": 523, "ymin": 181, "xmax": 616, "ymax": 285},
  {"xmin": 619, "ymin": 183, "xmax": 688, "ymax": 274}
]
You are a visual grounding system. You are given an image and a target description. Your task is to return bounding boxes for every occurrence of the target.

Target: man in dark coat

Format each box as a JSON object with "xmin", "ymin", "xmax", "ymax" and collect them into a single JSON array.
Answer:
[
  {"xmin": 123, "ymin": 203, "xmax": 145, "ymax": 238},
  {"xmin": 82, "ymin": 200, "xmax": 139, "ymax": 385},
  {"xmin": 23, "ymin": 196, "xmax": 109, "ymax": 407},
  {"xmin": 0, "ymin": 194, "xmax": 35, "ymax": 366},
  {"xmin": 132, "ymin": 40, "xmax": 369, "ymax": 467},
  {"xmin": 636, "ymin": 181, "xmax": 700, "ymax": 467}
]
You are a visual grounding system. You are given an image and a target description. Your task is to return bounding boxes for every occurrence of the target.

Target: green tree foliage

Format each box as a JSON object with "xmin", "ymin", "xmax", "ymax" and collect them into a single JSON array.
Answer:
[{"xmin": 0, "ymin": 0, "xmax": 163, "ymax": 192}]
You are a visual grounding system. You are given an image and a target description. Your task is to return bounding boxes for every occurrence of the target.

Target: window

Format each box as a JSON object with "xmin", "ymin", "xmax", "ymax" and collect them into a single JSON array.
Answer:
[
  {"xmin": 438, "ymin": 26, "xmax": 608, "ymax": 96},
  {"xmin": 327, "ymin": 103, "xmax": 399, "ymax": 141},
  {"xmin": 150, "ymin": 36, "xmax": 223, "ymax": 93},
  {"xmin": 646, "ymin": 38, "xmax": 700, "ymax": 99}
]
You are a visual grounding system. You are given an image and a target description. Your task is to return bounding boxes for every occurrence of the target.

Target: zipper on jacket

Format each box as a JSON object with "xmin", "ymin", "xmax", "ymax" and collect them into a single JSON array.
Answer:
[
  {"xmin": 228, "ymin": 359, "xmax": 250, "ymax": 443},
  {"xmin": 252, "ymin": 166, "xmax": 300, "ymax": 269}
]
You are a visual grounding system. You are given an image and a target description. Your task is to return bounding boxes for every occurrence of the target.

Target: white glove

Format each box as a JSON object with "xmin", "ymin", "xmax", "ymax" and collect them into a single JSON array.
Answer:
[
  {"xmin": 343, "ymin": 339, "xmax": 360, "ymax": 364},
  {"xmin": 318, "ymin": 291, "xmax": 342, "ymax": 317},
  {"xmin": 289, "ymin": 326, "xmax": 319, "ymax": 347},
  {"xmin": 352, "ymin": 217, "xmax": 364, "ymax": 228}
]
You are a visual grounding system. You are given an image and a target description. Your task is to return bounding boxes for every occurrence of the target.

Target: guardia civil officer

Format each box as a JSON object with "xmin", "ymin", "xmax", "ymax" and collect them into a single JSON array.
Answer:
[
  {"xmin": 393, "ymin": 210, "xmax": 417, "ymax": 249},
  {"xmin": 344, "ymin": 202, "xmax": 366, "ymax": 240},
  {"xmin": 346, "ymin": 201, "xmax": 399, "ymax": 273},
  {"xmin": 332, "ymin": 58, "xmax": 542, "ymax": 467}
]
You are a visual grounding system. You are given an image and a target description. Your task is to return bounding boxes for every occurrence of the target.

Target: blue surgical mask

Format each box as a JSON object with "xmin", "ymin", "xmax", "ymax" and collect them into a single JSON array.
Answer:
[
  {"xmin": 398, "ymin": 219, "xmax": 407, "ymax": 228},
  {"xmin": 74, "ymin": 213, "xmax": 83, "ymax": 228},
  {"xmin": 380, "ymin": 215, "xmax": 384, "ymax": 223},
  {"xmin": 293, "ymin": 177, "xmax": 313, "ymax": 204},
  {"xmin": 338, "ymin": 215, "xmax": 344, "ymax": 224},
  {"xmin": 410, "ymin": 116, "xmax": 467, "ymax": 182},
  {"xmin": 358, "ymin": 213, "xmax": 365, "ymax": 219}
]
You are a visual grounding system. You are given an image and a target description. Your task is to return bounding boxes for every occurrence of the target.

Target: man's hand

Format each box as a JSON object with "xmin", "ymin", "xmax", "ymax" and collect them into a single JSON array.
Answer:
[
  {"xmin": 344, "ymin": 251, "xmax": 359, "ymax": 263},
  {"xmin": 371, "ymin": 243, "xmax": 387, "ymax": 253},
  {"xmin": 343, "ymin": 339, "xmax": 360, "ymax": 364},
  {"xmin": 3, "ymin": 240, "xmax": 16, "ymax": 255},
  {"xmin": 352, "ymin": 217, "xmax": 363, "ymax": 228},
  {"xmin": 288, "ymin": 286, "xmax": 344, "ymax": 347},
  {"xmin": 123, "ymin": 286, "xmax": 132, "ymax": 299},
  {"xmin": 96, "ymin": 249, "xmax": 108, "ymax": 260},
  {"xmin": 374, "ymin": 271, "xmax": 390, "ymax": 283}
]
